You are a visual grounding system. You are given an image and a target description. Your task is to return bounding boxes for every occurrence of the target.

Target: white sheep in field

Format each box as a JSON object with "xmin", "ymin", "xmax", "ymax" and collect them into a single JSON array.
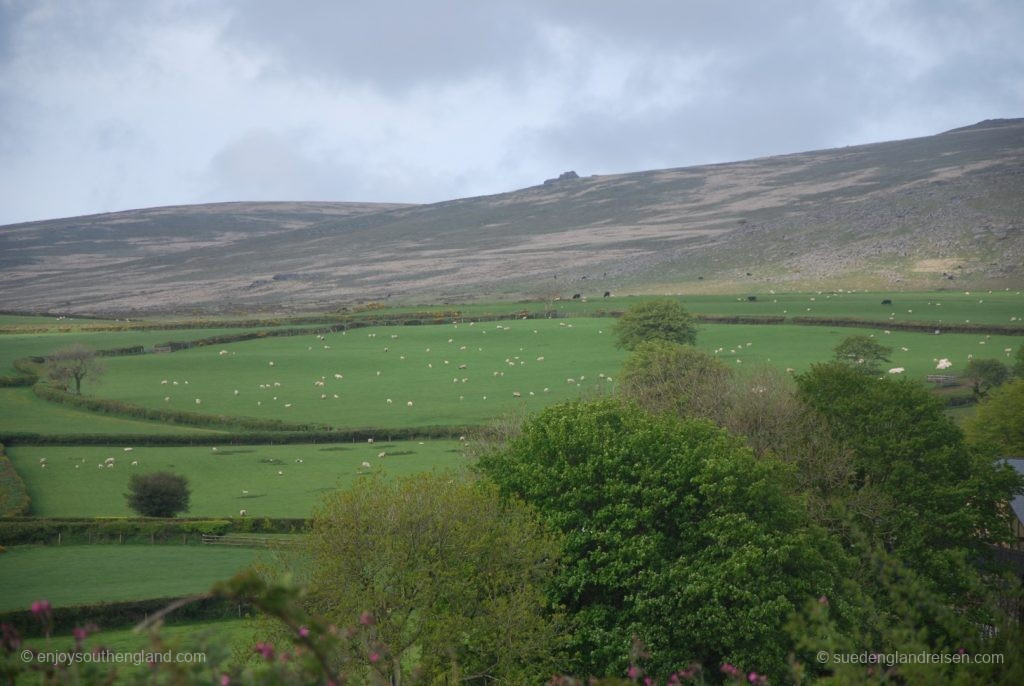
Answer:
[
  {"xmin": 378, "ymin": 451, "xmax": 386, "ymax": 458},
  {"xmin": 98, "ymin": 463, "xmax": 104, "ymax": 469},
  {"xmin": 106, "ymin": 463, "xmax": 114, "ymax": 469},
  {"xmin": 295, "ymin": 458, "xmax": 303, "ymax": 463},
  {"xmin": 567, "ymin": 378, "xmax": 576, "ymax": 384},
  {"xmin": 361, "ymin": 461, "xmax": 371, "ymax": 468},
  {"xmin": 387, "ymin": 398, "xmax": 393, "ymax": 404},
  {"xmin": 242, "ymin": 489, "xmax": 249, "ymax": 495},
  {"xmin": 277, "ymin": 470, "xmax": 284, "ymax": 476},
  {"xmin": 212, "ymin": 447, "xmax": 218, "ymax": 452},
  {"xmin": 131, "ymin": 460, "xmax": 138, "ymax": 466},
  {"xmin": 195, "ymin": 398, "xmax": 202, "ymax": 405},
  {"xmin": 513, "ymin": 391, "xmax": 521, "ymax": 397},
  {"xmin": 284, "ymin": 403, "xmax": 292, "ymax": 408},
  {"xmin": 888, "ymin": 368, "xmax": 905, "ymax": 374},
  {"xmin": 367, "ymin": 438, "xmax": 374, "ymax": 444},
  {"xmin": 219, "ymin": 350, "xmax": 229, "ymax": 356},
  {"xmin": 269, "ymin": 361, "xmax": 275, "ymax": 366},
  {"xmin": 39, "ymin": 457, "xmax": 46, "ymax": 464},
  {"xmin": 161, "ymin": 379, "xmax": 168, "ymax": 385},
  {"xmin": 239, "ymin": 509, "xmax": 247, "ymax": 516},
  {"xmin": 334, "ymin": 373, "xmax": 343, "ymax": 379},
  {"xmin": 164, "ymin": 397, "xmax": 170, "ymax": 402},
  {"xmin": 123, "ymin": 447, "xmax": 133, "ymax": 452},
  {"xmin": 407, "ymin": 401, "xmax": 414, "ymax": 407}
]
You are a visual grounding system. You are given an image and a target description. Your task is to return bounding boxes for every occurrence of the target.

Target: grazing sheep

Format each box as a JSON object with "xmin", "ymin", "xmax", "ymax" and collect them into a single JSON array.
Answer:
[
  {"xmin": 240, "ymin": 509, "xmax": 247, "ymax": 516},
  {"xmin": 936, "ymin": 359, "xmax": 953, "ymax": 370},
  {"xmin": 513, "ymin": 391, "xmax": 522, "ymax": 397},
  {"xmin": 378, "ymin": 451, "xmax": 386, "ymax": 458},
  {"xmin": 161, "ymin": 379, "xmax": 168, "ymax": 385},
  {"xmin": 367, "ymin": 438, "xmax": 374, "ymax": 444},
  {"xmin": 888, "ymin": 368, "xmax": 905, "ymax": 374},
  {"xmin": 242, "ymin": 490, "xmax": 249, "ymax": 495},
  {"xmin": 361, "ymin": 461, "xmax": 372, "ymax": 468},
  {"xmin": 195, "ymin": 398, "xmax": 201, "ymax": 405},
  {"xmin": 407, "ymin": 401, "xmax": 414, "ymax": 407},
  {"xmin": 219, "ymin": 350, "xmax": 229, "ymax": 356},
  {"xmin": 277, "ymin": 470, "xmax": 284, "ymax": 476},
  {"xmin": 123, "ymin": 447, "xmax": 133, "ymax": 452},
  {"xmin": 269, "ymin": 361, "xmax": 275, "ymax": 366},
  {"xmin": 387, "ymin": 398, "xmax": 393, "ymax": 404}
]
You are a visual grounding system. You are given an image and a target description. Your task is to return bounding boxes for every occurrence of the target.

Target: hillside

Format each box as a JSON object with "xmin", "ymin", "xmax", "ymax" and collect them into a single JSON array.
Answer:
[{"xmin": 1, "ymin": 120, "xmax": 1022, "ymax": 315}]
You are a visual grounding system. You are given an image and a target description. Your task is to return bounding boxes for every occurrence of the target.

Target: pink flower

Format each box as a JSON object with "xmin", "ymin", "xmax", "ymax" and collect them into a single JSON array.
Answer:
[
  {"xmin": 627, "ymin": 666, "xmax": 640, "ymax": 679},
  {"xmin": 369, "ymin": 651, "xmax": 380, "ymax": 664},
  {"xmin": 359, "ymin": 611, "xmax": 374, "ymax": 626},
  {"xmin": 721, "ymin": 663, "xmax": 741, "ymax": 678},
  {"xmin": 30, "ymin": 600, "xmax": 51, "ymax": 616},
  {"xmin": 72, "ymin": 626, "xmax": 88, "ymax": 641},
  {"xmin": 298, "ymin": 626, "xmax": 310, "ymax": 638},
  {"xmin": 818, "ymin": 595, "xmax": 829, "ymax": 605},
  {"xmin": 253, "ymin": 642, "xmax": 275, "ymax": 660},
  {"xmin": 220, "ymin": 676, "xmax": 231, "ymax": 686}
]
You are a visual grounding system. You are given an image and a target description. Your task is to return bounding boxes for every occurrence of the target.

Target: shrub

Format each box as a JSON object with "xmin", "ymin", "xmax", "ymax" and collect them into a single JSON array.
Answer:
[{"xmin": 125, "ymin": 472, "xmax": 191, "ymax": 518}]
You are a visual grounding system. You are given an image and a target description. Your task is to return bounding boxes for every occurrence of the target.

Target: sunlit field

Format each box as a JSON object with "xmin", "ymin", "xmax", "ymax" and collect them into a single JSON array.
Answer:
[
  {"xmin": 83, "ymin": 318, "xmax": 1021, "ymax": 430},
  {"xmin": 8, "ymin": 441, "xmax": 467, "ymax": 517}
]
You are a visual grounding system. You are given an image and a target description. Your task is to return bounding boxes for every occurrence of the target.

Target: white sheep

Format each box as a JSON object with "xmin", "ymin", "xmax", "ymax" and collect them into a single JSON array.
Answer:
[
  {"xmin": 888, "ymin": 367, "xmax": 905, "ymax": 374},
  {"xmin": 239, "ymin": 509, "xmax": 247, "ymax": 516},
  {"xmin": 407, "ymin": 401, "xmax": 413, "ymax": 407},
  {"xmin": 367, "ymin": 438, "xmax": 374, "ymax": 444},
  {"xmin": 361, "ymin": 461, "xmax": 372, "ymax": 468},
  {"xmin": 377, "ymin": 451, "xmax": 386, "ymax": 458},
  {"xmin": 131, "ymin": 460, "xmax": 139, "ymax": 466},
  {"xmin": 123, "ymin": 447, "xmax": 133, "ymax": 452}
]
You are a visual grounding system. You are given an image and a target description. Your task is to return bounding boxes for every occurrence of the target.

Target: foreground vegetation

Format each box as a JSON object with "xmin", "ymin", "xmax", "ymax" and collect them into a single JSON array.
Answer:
[{"xmin": 1, "ymin": 294, "xmax": 1023, "ymax": 684}]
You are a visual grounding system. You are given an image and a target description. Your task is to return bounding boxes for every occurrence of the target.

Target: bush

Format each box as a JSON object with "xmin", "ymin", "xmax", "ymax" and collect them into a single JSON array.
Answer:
[
  {"xmin": 966, "ymin": 378, "xmax": 1024, "ymax": 455},
  {"xmin": 0, "ymin": 443, "xmax": 31, "ymax": 517},
  {"xmin": 613, "ymin": 300, "xmax": 697, "ymax": 350},
  {"xmin": 125, "ymin": 472, "xmax": 191, "ymax": 518}
]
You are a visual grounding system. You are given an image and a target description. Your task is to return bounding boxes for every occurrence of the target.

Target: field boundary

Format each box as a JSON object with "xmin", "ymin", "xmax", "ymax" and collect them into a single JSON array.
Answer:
[
  {"xmin": 0, "ymin": 517, "xmax": 308, "ymax": 546},
  {"xmin": 0, "ymin": 426, "xmax": 477, "ymax": 446},
  {"xmin": 0, "ymin": 594, "xmax": 248, "ymax": 637},
  {"xmin": 0, "ymin": 442, "xmax": 31, "ymax": 517}
]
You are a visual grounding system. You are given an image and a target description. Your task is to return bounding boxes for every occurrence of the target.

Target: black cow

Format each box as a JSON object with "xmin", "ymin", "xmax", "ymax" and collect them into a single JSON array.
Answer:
[
  {"xmin": 603, "ymin": 291, "xmax": 611, "ymax": 298},
  {"xmin": 572, "ymin": 293, "xmax": 581, "ymax": 300},
  {"xmin": 881, "ymin": 299, "xmax": 892, "ymax": 305}
]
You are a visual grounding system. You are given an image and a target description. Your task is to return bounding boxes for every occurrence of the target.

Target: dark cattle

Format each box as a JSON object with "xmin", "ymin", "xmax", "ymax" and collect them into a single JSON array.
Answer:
[
  {"xmin": 572, "ymin": 293, "xmax": 581, "ymax": 300},
  {"xmin": 747, "ymin": 295, "xmax": 757, "ymax": 302},
  {"xmin": 603, "ymin": 291, "xmax": 611, "ymax": 298},
  {"xmin": 881, "ymin": 299, "xmax": 892, "ymax": 305},
  {"xmin": 746, "ymin": 272, "xmax": 752, "ymax": 276}
]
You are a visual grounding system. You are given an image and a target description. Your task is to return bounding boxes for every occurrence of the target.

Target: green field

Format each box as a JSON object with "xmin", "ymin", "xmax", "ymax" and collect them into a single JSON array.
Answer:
[
  {"xmin": 0, "ymin": 325, "xmax": 322, "ymax": 376},
  {"xmin": 9, "ymin": 441, "xmax": 468, "ymax": 517},
  {"xmin": 44, "ymin": 619, "xmax": 252, "ymax": 656},
  {"xmin": 0, "ymin": 388, "xmax": 224, "ymax": 436},
  {"xmin": 83, "ymin": 319, "xmax": 1022, "ymax": 430},
  {"xmin": 381, "ymin": 289, "xmax": 1024, "ymax": 326},
  {"xmin": 0, "ymin": 545, "xmax": 261, "ymax": 610}
]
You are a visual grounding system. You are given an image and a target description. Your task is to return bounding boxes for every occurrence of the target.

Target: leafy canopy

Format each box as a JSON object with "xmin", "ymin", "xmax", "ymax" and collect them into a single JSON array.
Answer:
[
  {"xmin": 962, "ymin": 357, "xmax": 1010, "ymax": 400},
  {"xmin": 612, "ymin": 299, "xmax": 697, "ymax": 350},
  {"xmin": 124, "ymin": 471, "xmax": 190, "ymax": 518},
  {"xmin": 796, "ymin": 363, "xmax": 1023, "ymax": 602},
  {"xmin": 298, "ymin": 473, "xmax": 563, "ymax": 684},
  {"xmin": 477, "ymin": 399, "xmax": 849, "ymax": 682},
  {"xmin": 831, "ymin": 334, "xmax": 892, "ymax": 374},
  {"xmin": 966, "ymin": 378, "xmax": 1024, "ymax": 455}
]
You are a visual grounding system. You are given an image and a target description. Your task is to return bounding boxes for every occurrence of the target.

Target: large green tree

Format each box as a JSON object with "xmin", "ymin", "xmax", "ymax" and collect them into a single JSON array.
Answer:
[
  {"xmin": 832, "ymin": 334, "xmax": 892, "ymax": 374},
  {"xmin": 124, "ymin": 471, "xmax": 190, "ymax": 517},
  {"xmin": 477, "ymin": 399, "xmax": 851, "ymax": 681},
  {"xmin": 612, "ymin": 299, "xmax": 697, "ymax": 350},
  {"xmin": 966, "ymin": 378, "xmax": 1024, "ymax": 455},
  {"xmin": 618, "ymin": 340, "xmax": 732, "ymax": 419},
  {"xmin": 963, "ymin": 357, "xmax": 1010, "ymax": 400},
  {"xmin": 796, "ymin": 363, "xmax": 1022, "ymax": 603},
  {"xmin": 298, "ymin": 473, "xmax": 562, "ymax": 685}
]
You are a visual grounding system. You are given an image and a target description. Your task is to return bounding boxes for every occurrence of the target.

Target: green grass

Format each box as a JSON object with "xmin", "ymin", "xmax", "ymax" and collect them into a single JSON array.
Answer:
[
  {"xmin": 0, "ymin": 388, "xmax": 224, "ymax": 435},
  {"xmin": 378, "ymin": 289, "xmax": 1024, "ymax": 326},
  {"xmin": 8, "ymin": 441, "xmax": 468, "ymax": 517},
  {"xmin": 43, "ymin": 618, "xmax": 253, "ymax": 655},
  {"xmin": 87, "ymin": 318, "xmax": 1023, "ymax": 430},
  {"xmin": 0, "ymin": 326, "xmax": 318, "ymax": 376},
  {"xmin": 0, "ymin": 545, "xmax": 261, "ymax": 610}
]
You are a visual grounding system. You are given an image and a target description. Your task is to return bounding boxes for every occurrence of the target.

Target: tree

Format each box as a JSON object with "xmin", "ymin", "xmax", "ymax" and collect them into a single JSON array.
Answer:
[
  {"xmin": 477, "ymin": 399, "xmax": 851, "ymax": 682},
  {"xmin": 963, "ymin": 357, "xmax": 1010, "ymax": 400},
  {"xmin": 612, "ymin": 300, "xmax": 697, "ymax": 350},
  {"xmin": 1015, "ymin": 344, "xmax": 1024, "ymax": 378},
  {"xmin": 831, "ymin": 334, "xmax": 892, "ymax": 374},
  {"xmin": 125, "ymin": 471, "xmax": 191, "ymax": 517},
  {"xmin": 618, "ymin": 340, "xmax": 732, "ymax": 419},
  {"xmin": 966, "ymin": 378, "xmax": 1024, "ymax": 455},
  {"xmin": 796, "ymin": 363, "xmax": 1023, "ymax": 604},
  {"xmin": 297, "ymin": 473, "xmax": 563, "ymax": 684},
  {"xmin": 44, "ymin": 344, "xmax": 104, "ymax": 395}
]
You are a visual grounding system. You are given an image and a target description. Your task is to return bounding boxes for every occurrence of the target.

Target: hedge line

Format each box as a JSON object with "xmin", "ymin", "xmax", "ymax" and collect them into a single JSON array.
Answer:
[
  {"xmin": 0, "ymin": 442, "xmax": 31, "ymax": 517},
  {"xmin": 0, "ymin": 516, "xmax": 307, "ymax": 546},
  {"xmin": 0, "ymin": 425, "xmax": 478, "ymax": 446},
  {"xmin": 0, "ymin": 595, "xmax": 248, "ymax": 638},
  {"xmin": 694, "ymin": 315, "xmax": 787, "ymax": 325},
  {"xmin": 787, "ymin": 316, "xmax": 1024, "ymax": 336}
]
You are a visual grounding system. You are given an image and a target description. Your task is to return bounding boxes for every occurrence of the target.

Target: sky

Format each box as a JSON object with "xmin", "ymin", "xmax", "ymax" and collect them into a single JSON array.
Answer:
[{"xmin": 0, "ymin": 0, "xmax": 1022, "ymax": 225}]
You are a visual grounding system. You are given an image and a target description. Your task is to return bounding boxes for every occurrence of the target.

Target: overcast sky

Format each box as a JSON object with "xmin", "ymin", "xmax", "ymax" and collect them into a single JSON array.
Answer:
[{"xmin": 0, "ymin": 0, "xmax": 1021, "ymax": 225}]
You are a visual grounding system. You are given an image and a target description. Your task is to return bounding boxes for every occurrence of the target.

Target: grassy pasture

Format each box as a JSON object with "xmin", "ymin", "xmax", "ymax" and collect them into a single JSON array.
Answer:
[
  {"xmin": 0, "ymin": 388, "xmax": 224, "ymax": 436},
  {"xmin": 86, "ymin": 319, "xmax": 1022, "ymax": 430},
  {"xmin": 45, "ymin": 618, "xmax": 253, "ymax": 657},
  {"xmin": 382, "ymin": 289, "xmax": 1024, "ymax": 326},
  {"xmin": 0, "ymin": 545, "xmax": 260, "ymax": 611},
  {"xmin": 8, "ymin": 441, "xmax": 467, "ymax": 518},
  {"xmin": 0, "ymin": 325, "xmax": 322, "ymax": 376}
]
